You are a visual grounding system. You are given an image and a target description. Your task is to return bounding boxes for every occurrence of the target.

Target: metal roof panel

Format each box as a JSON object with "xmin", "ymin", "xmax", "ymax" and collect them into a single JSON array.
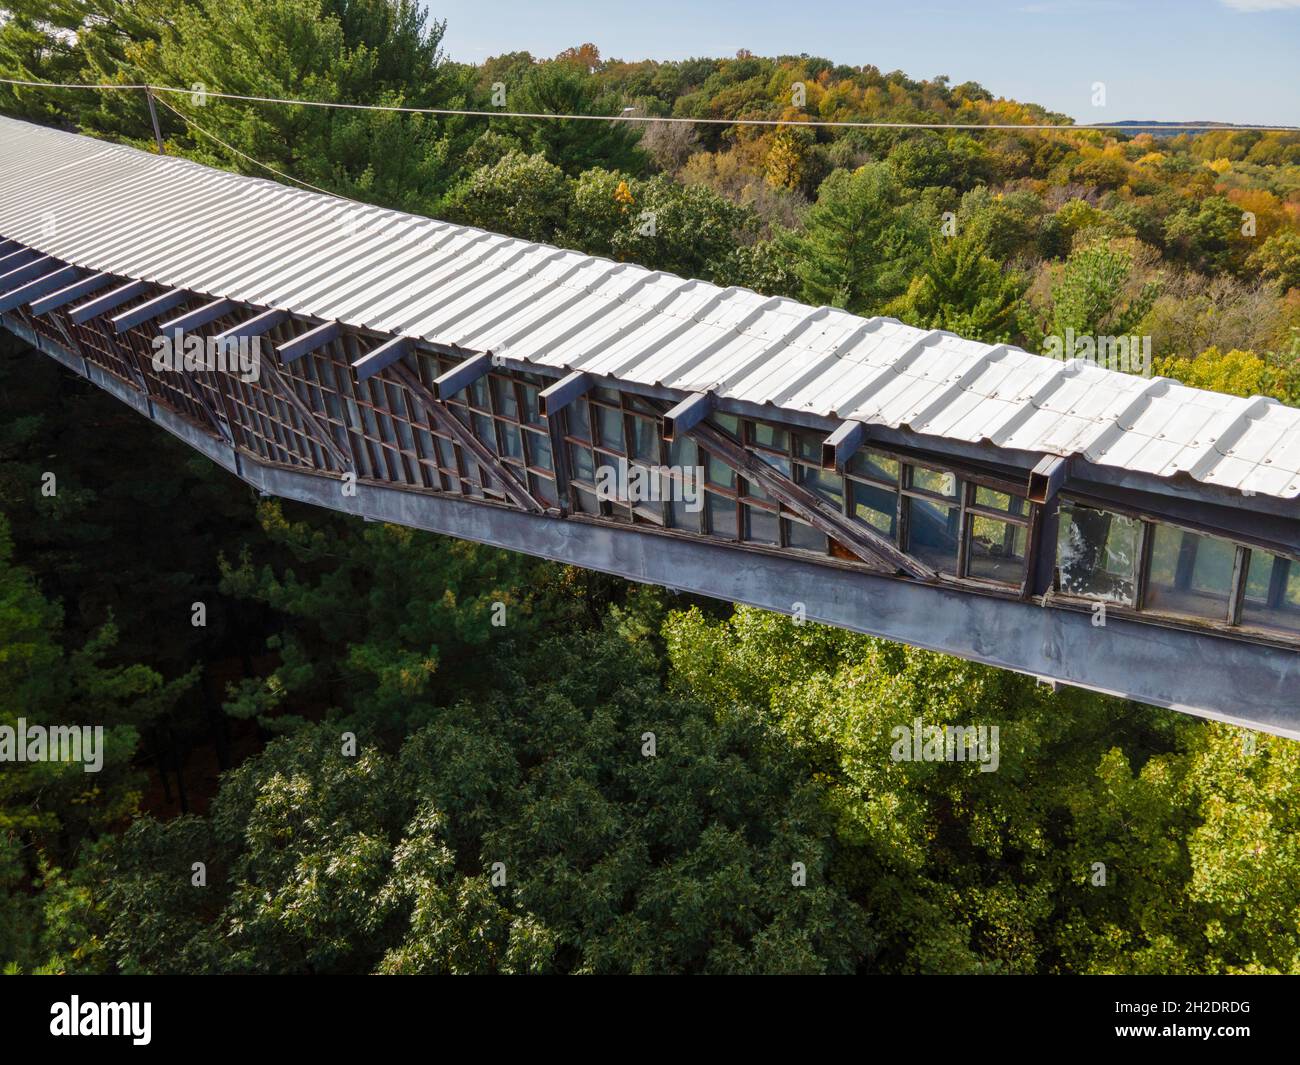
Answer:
[{"xmin": 1, "ymin": 115, "xmax": 1297, "ymax": 500}]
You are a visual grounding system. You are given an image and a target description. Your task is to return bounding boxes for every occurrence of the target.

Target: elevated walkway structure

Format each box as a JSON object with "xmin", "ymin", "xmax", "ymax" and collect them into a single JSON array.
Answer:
[{"xmin": 1, "ymin": 115, "xmax": 1297, "ymax": 736}]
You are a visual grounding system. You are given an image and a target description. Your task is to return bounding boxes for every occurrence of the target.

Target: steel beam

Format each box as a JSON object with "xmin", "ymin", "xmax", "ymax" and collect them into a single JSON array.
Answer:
[
  {"xmin": 257, "ymin": 354, "xmax": 352, "ymax": 471},
  {"xmin": 68, "ymin": 279, "xmax": 150, "ymax": 324},
  {"xmin": 687, "ymin": 418, "xmax": 932, "ymax": 578},
  {"xmin": 663, "ymin": 392, "xmax": 713, "ymax": 441},
  {"xmin": 0, "ymin": 266, "xmax": 82, "ymax": 314},
  {"xmin": 0, "ymin": 255, "xmax": 58, "ymax": 294},
  {"xmin": 538, "ymin": 370, "xmax": 592, "ymax": 417},
  {"xmin": 277, "ymin": 320, "xmax": 341, "ymax": 363},
  {"xmin": 352, "ymin": 335, "xmax": 410, "ymax": 382},
  {"xmin": 433, "ymin": 351, "xmax": 492, "ymax": 400},
  {"xmin": 28, "ymin": 272, "xmax": 117, "ymax": 316},
  {"xmin": 822, "ymin": 420, "xmax": 867, "ymax": 471},
  {"xmin": 213, "ymin": 307, "xmax": 287, "ymax": 343},
  {"xmin": 111, "ymin": 288, "xmax": 190, "ymax": 332},
  {"xmin": 0, "ymin": 247, "xmax": 39, "ymax": 274},
  {"xmin": 158, "ymin": 298, "xmax": 236, "ymax": 334},
  {"xmin": 391, "ymin": 361, "xmax": 545, "ymax": 514},
  {"xmin": 1028, "ymin": 455, "xmax": 1070, "ymax": 504}
]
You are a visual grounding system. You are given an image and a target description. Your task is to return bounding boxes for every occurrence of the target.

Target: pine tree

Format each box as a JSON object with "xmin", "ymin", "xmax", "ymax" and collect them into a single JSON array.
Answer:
[
  {"xmin": 890, "ymin": 232, "xmax": 1029, "ymax": 344},
  {"xmin": 786, "ymin": 163, "xmax": 929, "ymax": 315}
]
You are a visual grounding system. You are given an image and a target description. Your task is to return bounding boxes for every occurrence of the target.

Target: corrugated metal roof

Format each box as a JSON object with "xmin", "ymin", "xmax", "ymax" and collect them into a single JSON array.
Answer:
[{"xmin": 1, "ymin": 113, "xmax": 1297, "ymax": 500}]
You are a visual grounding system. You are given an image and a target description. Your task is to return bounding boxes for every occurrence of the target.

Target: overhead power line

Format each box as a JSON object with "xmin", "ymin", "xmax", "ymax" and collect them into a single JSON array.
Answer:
[
  {"xmin": 0, "ymin": 77, "xmax": 152, "ymax": 91},
  {"xmin": 1, "ymin": 75, "xmax": 1297, "ymax": 132},
  {"xmin": 149, "ymin": 93, "xmax": 341, "ymax": 197}
]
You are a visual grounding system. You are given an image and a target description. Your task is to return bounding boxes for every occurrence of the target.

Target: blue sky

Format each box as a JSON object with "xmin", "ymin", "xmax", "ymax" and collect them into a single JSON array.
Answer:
[{"xmin": 427, "ymin": 0, "xmax": 1300, "ymax": 126}]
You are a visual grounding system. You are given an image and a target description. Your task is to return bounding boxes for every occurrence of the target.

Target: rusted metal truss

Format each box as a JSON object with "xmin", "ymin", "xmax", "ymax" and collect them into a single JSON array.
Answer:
[
  {"xmin": 684, "ymin": 416, "xmax": 935, "ymax": 579},
  {"xmin": 388, "ymin": 361, "xmax": 546, "ymax": 514}
]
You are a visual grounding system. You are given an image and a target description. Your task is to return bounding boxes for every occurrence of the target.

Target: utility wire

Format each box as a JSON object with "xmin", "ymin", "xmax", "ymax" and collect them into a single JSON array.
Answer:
[
  {"xmin": 0, "ymin": 76, "xmax": 151, "ymax": 91},
  {"xmin": 150, "ymin": 93, "xmax": 340, "ymax": 197},
  {"xmin": 2, "ymin": 75, "xmax": 1298, "ymax": 132}
]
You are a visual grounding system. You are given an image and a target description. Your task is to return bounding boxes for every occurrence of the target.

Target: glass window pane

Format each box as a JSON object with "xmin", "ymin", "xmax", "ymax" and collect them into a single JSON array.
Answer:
[
  {"xmin": 907, "ymin": 497, "xmax": 961, "ymax": 574},
  {"xmin": 1242, "ymin": 552, "xmax": 1300, "ymax": 633},
  {"xmin": 395, "ymin": 416, "xmax": 415, "ymax": 452},
  {"xmin": 968, "ymin": 516, "xmax": 1028, "ymax": 585},
  {"xmin": 633, "ymin": 498, "xmax": 664, "ymax": 524},
  {"xmin": 794, "ymin": 433, "xmax": 822, "ymax": 462},
  {"xmin": 851, "ymin": 481, "xmax": 897, "ymax": 538},
  {"xmin": 567, "ymin": 400, "xmax": 591, "ymax": 441},
  {"xmin": 520, "ymin": 385, "xmax": 543, "ymax": 426},
  {"xmin": 574, "ymin": 486, "xmax": 600, "ymax": 515},
  {"xmin": 706, "ymin": 454, "xmax": 736, "ymax": 490},
  {"xmin": 529, "ymin": 473, "xmax": 557, "ymax": 508},
  {"xmin": 669, "ymin": 435, "xmax": 697, "ymax": 469},
  {"xmin": 416, "ymin": 428, "xmax": 436, "ymax": 460},
  {"xmin": 1144, "ymin": 525, "xmax": 1234, "ymax": 620},
  {"xmin": 785, "ymin": 518, "xmax": 827, "ymax": 554},
  {"xmin": 711, "ymin": 412, "xmax": 740, "ymax": 437},
  {"xmin": 1056, "ymin": 505, "xmax": 1140, "ymax": 604},
  {"xmin": 757, "ymin": 451, "xmax": 792, "ymax": 478},
  {"xmin": 751, "ymin": 422, "xmax": 789, "ymax": 453},
  {"xmin": 743, "ymin": 504, "xmax": 779, "ymax": 545},
  {"xmin": 569, "ymin": 443, "xmax": 595, "ymax": 482},
  {"xmin": 526, "ymin": 430, "xmax": 552, "ymax": 471},
  {"xmin": 847, "ymin": 451, "xmax": 899, "ymax": 484},
  {"xmin": 597, "ymin": 406, "xmax": 624, "ymax": 451},
  {"xmin": 629, "ymin": 415, "xmax": 658, "ymax": 462},
  {"xmin": 668, "ymin": 498, "xmax": 701, "ymax": 531},
  {"xmin": 469, "ymin": 376, "xmax": 490, "ymax": 410},
  {"xmin": 436, "ymin": 435, "xmax": 456, "ymax": 469},
  {"xmin": 499, "ymin": 423, "xmax": 523, "ymax": 461},
  {"xmin": 802, "ymin": 465, "xmax": 844, "ymax": 509},
  {"xmin": 706, "ymin": 493, "xmax": 736, "ymax": 538},
  {"xmin": 1245, "ymin": 551, "xmax": 1274, "ymax": 602},
  {"xmin": 492, "ymin": 377, "xmax": 519, "ymax": 420},
  {"xmin": 909, "ymin": 465, "xmax": 960, "ymax": 499},
  {"xmin": 974, "ymin": 486, "xmax": 1025, "ymax": 516}
]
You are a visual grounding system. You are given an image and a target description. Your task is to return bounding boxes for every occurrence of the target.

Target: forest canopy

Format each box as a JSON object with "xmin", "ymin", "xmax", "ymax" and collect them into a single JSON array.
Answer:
[{"xmin": 1, "ymin": 1, "xmax": 1298, "ymax": 975}]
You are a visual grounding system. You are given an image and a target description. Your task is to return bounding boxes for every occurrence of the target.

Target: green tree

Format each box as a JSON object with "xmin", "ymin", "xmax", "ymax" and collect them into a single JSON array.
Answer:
[
  {"xmin": 1164, "ymin": 195, "xmax": 1250, "ymax": 276},
  {"xmin": 98, "ymin": 0, "xmax": 470, "ymax": 212},
  {"xmin": 609, "ymin": 174, "xmax": 757, "ymax": 280},
  {"xmin": 1048, "ymin": 241, "xmax": 1160, "ymax": 339},
  {"xmin": 786, "ymin": 163, "xmax": 929, "ymax": 314},
  {"xmin": 501, "ymin": 60, "xmax": 646, "ymax": 177},
  {"xmin": 0, "ymin": 0, "xmax": 90, "ymax": 124},
  {"xmin": 663, "ymin": 605, "xmax": 1187, "ymax": 974},
  {"xmin": 1248, "ymin": 230, "xmax": 1300, "ymax": 293},
  {"xmin": 889, "ymin": 232, "xmax": 1029, "ymax": 343},
  {"xmin": 442, "ymin": 149, "xmax": 571, "ymax": 243},
  {"xmin": 1154, "ymin": 345, "xmax": 1300, "ymax": 406},
  {"xmin": 89, "ymin": 602, "xmax": 872, "ymax": 974},
  {"xmin": 888, "ymin": 132, "xmax": 992, "ymax": 192},
  {"xmin": 0, "ymin": 513, "xmax": 190, "ymax": 971}
]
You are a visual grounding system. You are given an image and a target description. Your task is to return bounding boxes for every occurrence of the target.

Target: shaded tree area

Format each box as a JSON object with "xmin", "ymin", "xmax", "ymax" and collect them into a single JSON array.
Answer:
[{"xmin": 2, "ymin": 3, "xmax": 1299, "ymax": 974}]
